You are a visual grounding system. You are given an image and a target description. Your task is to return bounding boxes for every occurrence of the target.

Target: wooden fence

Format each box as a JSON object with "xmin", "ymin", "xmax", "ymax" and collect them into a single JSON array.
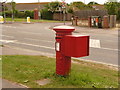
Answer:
[
  {"xmin": 53, "ymin": 13, "xmax": 73, "ymax": 21},
  {"xmin": 74, "ymin": 10, "xmax": 108, "ymax": 19}
]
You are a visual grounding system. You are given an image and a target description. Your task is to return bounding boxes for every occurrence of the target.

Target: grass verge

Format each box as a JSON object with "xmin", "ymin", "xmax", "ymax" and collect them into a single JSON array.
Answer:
[
  {"xmin": 2, "ymin": 55, "xmax": 118, "ymax": 88},
  {"xmin": 0, "ymin": 45, "xmax": 4, "ymax": 47},
  {"xmin": 5, "ymin": 18, "xmax": 65, "ymax": 23}
]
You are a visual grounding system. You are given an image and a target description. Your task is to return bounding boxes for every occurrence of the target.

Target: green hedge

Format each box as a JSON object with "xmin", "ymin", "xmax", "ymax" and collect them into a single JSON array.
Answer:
[
  {"xmin": 4, "ymin": 11, "xmax": 12, "ymax": 17},
  {"xmin": 41, "ymin": 9, "xmax": 53, "ymax": 20},
  {"xmin": 16, "ymin": 12, "xmax": 25, "ymax": 18},
  {"xmin": 2, "ymin": 10, "xmax": 34, "ymax": 19},
  {"xmin": 25, "ymin": 10, "xmax": 34, "ymax": 18},
  {"xmin": 117, "ymin": 9, "xmax": 120, "ymax": 21},
  {"xmin": 2, "ymin": 10, "xmax": 53, "ymax": 20}
]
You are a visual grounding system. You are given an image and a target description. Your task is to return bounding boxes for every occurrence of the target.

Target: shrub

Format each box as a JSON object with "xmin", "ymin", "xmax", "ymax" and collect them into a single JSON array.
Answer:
[
  {"xmin": 16, "ymin": 12, "xmax": 25, "ymax": 18},
  {"xmin": 117, "ymin": 9, "xmax": 120, "ymax": 21},
  {"xmin": 41, "ymin": 9, "xmax": 53, "ymax": 20},
  {"xmin": 25, "ymin": 10, "xmax": 34, "ymax": 19},
  {"xmin": 3, "ymin": 10, "xmax": 34, "ymax": 19},
  {"xmin": 5, "ymin": 11, "xmax": 12, "ymax": 18}
]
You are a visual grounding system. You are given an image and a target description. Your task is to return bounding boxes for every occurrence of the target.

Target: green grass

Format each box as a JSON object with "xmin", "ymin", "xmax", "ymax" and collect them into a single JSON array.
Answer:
[
  {"xmin": 5, "ymin": 18, "xmax": 64, "ymax": 23},
  {"xmin": 2, "ymin": 55, "xmax": 118, "ymax": 88},
  {"xmin": 0, "ymin": 45, "xmax": 4, "ymax": 47}
]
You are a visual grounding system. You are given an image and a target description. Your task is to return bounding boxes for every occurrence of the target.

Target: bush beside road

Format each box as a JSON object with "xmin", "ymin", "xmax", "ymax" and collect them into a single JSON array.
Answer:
[{"xmin": 2, "ymin": 55, "xmax": 118, "ymax": 88}]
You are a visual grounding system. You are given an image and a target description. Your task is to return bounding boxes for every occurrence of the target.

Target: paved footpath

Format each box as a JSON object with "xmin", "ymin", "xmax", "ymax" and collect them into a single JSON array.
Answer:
[{"xmin": 1, "ymin": 78, "xmax": 27, "ymax": 88}]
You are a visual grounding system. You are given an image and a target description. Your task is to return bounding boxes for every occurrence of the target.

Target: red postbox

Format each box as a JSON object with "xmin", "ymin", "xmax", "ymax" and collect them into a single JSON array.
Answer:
[
  {"xmin": 34, "ymin": 9, "xmax": 39, "ymax": 20},
  {"xmin": 53, "ymin": 25, "xmax": 89, "ymax": 76}
]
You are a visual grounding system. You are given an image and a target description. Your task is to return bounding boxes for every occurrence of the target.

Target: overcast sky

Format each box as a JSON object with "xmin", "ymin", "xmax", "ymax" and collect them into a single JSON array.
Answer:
[{"xmin": 1, "ymin": 0, "xmax": 119, "ymax": 4}]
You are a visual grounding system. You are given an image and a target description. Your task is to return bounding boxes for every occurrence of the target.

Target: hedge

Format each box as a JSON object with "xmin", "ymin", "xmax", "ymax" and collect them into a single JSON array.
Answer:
[
  {"xmin": 2, "ymin": 10, "xmax": 34, "ymax": 19},
  {"xmin": 24, "ymin": 10, "xmax": 34, "ymax": 19},
  {"xmin": 1, "ymin": 10, "xmax": 53, "ymax": 20},
  {"xmin": 41, "ymin": 9, "xmax": 53, "ymax": 20}
]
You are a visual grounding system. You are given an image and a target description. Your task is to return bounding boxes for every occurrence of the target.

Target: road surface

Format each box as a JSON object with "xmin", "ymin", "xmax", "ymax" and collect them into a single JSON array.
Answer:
[{"xmin": 1, "ymin": 22, "xmax": 118, "ymax": 66}]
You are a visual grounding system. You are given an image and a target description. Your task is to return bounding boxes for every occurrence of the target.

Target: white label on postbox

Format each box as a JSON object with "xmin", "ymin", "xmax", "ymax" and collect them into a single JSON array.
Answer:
[{"xmin": 55, "ymin": 42, "xmax": 60, "ymax": 51}]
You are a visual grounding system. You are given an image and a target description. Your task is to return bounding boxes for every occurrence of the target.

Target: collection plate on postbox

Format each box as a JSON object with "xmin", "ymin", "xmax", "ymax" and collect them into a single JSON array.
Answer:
[
  {"xmin": 55, "ymin": 42, "xmax": 60, "ymax": 51},
  {"xmin": 63, "ymin": 35, "xmax": 89, "ymax": 58}
]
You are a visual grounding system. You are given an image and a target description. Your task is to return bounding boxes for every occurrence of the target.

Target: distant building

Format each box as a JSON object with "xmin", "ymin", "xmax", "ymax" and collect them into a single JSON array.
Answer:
[{"xmin": 5, "ymin": 2, "xmax": 49, "ymax": 11}]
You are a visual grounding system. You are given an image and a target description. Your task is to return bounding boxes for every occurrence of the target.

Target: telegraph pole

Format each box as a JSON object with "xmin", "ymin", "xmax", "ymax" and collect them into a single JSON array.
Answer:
[
  {"xmin": 63, "ymin": 8, "xmax": 65, "ymax": 25},
  {"xmin": 3, "ymin": 2, "xmax": 6, "ymax": 23},
  {"xmin": 38, "ymin": 0, "xmax": 41, "ymax": 19},
  {"xmin": 62, "ymin": 0, "xmax": 66, "ymax": 25},
  {"xmin": 11, "ymin": 0, "xmax": 14, "ymax": 22},
  {"xmin": 2, "ymin": 0, "xmax": 7, "ymax": 23}
]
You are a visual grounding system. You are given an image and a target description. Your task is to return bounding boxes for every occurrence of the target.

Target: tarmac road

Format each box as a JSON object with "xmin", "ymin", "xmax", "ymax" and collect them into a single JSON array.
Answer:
[{"xmin": 1, "ymin": 22, "xmax": 119, "ymax": 66}]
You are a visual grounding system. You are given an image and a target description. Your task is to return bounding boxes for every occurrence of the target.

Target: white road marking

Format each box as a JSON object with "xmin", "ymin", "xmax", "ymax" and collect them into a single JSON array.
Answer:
[
  {"xmin": 100, "ymin": 47, "xmax": 118, "ymax": 51},
  {"xmin": 4, "ymin": 26, "xmax": 17, "ymax": 28},
  {"xmin": 0, "ymin": 40, "xmax": 16, "ymax": 43},
  {"xmin": 5, "ymin": 26, "xmax": 12, "ymax": 28},
  {"xmin": 24, "ymin": 38, "xmax": 54, "ymax": 43},
  {"xmin": 14, "ymin": 41, "xmax": 54, "ymax": 50},
  {"xmin": 0, "ymin": 39, "xmax": 54, "ymax": 49},
  {"xmin": 1, "ymin": 35, "xmax": 14, "ymax": 38},
  {"xmin": 90, "ymin": 39, "xmax": 101, "ymax": 48}
]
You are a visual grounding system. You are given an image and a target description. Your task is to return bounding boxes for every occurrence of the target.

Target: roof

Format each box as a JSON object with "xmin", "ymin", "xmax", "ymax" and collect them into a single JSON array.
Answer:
[
  {"xmin": 6, "ymin": 2, "xmax": 49, "ymax": 11},
  {"xmin": 92, "ymin": 5, "xmax": 105, "ymax": 10}
]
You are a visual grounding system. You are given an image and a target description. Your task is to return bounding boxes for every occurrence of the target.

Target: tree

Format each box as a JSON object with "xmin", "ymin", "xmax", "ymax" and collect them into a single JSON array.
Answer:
[
  {"xmin": 104, "ymin": 2, "xmax": 119, "ymax": 15},
  {"xmin": 71, "ymin": 1, "xmax": 86, "ymax": 9},
  {"xmin": 9, "ymin": 2, "xmax": 16, "ymax": 13},
  {"xmin": 45, "ymin": 1, "xmax": 61, "ymax": 13},
  {"xmin": 69, "ymin": 1, "xmax": 92, "ymax": 11},
  {"xmin": 104, "ymin": 1, "xmax": 120, "ymax": 20},
  {"xmin": 1, "ymin": 2, "xmax": 8, "ymax": 11},
  {"xmin": 88, "ymin": 1, "xmax": 99, "ymax": 5}
]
